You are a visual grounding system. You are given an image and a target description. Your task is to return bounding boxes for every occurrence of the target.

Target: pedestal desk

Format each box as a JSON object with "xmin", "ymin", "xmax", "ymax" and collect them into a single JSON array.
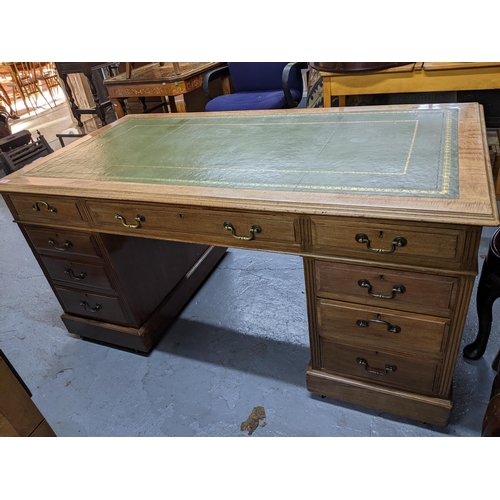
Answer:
[{"xmin": 1, "ymin": 103, "xmax": 498, "ymax": 426}]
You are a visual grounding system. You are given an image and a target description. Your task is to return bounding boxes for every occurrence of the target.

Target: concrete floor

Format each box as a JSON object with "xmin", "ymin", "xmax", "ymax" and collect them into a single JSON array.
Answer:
[{"xmin": 1, "ymin": 95, "xmax": 500, "ymax": 437}]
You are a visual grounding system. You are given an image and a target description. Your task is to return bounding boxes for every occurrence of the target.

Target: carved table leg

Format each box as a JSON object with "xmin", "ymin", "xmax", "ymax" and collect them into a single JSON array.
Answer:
[
  {"xmin": 168, "ymin": 94, "xmax": 187, "ymax": 113},
  {"xmin": 464, "ymin": 261, "xmax": 500, "ymax": 360},
  {"xmin": 139, "ymin": 97, "xmax": 148, "ymax": 113},
  {"xmin": 110, "ymin": 98, "xmax": 125, "ymax": 119}
]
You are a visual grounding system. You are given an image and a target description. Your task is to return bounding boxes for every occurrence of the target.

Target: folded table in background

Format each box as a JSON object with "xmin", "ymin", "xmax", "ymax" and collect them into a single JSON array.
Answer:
[{"xmin": 0, "ymin": 103, "xmax": 497, "ymax": 427}]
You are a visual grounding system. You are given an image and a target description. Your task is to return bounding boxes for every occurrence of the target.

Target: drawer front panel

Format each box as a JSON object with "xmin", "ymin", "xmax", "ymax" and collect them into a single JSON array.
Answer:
[
  {"xmin": 8, "ymin": 194, "xmax": 86, "ymax": 225},
  {"xmin": 86, "ymin": 201, "xmax": 298, "ymax": 249},
  {"xmin": 311, "ymin": 218, "xmax": 464, "ymax": 266},
  {"xmin": 320, "ymin": 339, "xmax": 438, "ymax": 394},
  {"xmin": 315, "ymin": 261, "xmax": 459, "ymax": 315},
  {"xmin": 317, "ymin": 299, "xmax": 449, "ymax": 355},
  {"xmin": 41, "ymin": 256, "xmax": 114, "ymax": 292},
  {"xmin": 23, "ymin": 226, "xmax": 100, "ymax": 258},
  {"xmin": 55, "ymin": 287, "xmax": 132, "ymax": 326}
]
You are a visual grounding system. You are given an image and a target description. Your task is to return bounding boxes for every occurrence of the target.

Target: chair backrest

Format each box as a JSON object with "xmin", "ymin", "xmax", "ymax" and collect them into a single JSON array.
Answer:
[
  {"xmin": 228, "ymin": 62, "xmax": 302, "ymax": 93},
  {"xmin": 0, "ymin": 131, "xmax": 53, "ymax": 175}
]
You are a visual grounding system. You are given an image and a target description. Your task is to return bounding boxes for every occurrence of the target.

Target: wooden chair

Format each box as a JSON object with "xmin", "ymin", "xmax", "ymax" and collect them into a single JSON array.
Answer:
[
  {"xmin": 35, "ymin": 62, "xmax": 61, "ymax": 106},
  {"xmin": 55, "ymin": 62, "xmax": 119, "ymax": 127},
  {"xmin": 463, "ymin": 227, "xmax": 500, "ymax": 436},
  {"xmin": 11, "ymin": 62, "xmax": 53, "ymax": 113},
  {"xmin": 0, "ymin": 66, "xmax": 20, "ymax": 118},
  {"xmin": 0, "ymin": 130, "xmax": 53, "ymax": 175}
]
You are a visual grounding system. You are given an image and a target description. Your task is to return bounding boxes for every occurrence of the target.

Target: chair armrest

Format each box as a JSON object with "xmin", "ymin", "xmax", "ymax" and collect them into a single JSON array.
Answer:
[
  {"xmin": 202, "ymin": 65, "xmax": 230, "ymax": 100},
  {"xmin": 282, "ymin": 62, "xmax": 308, "ymax": 108}
]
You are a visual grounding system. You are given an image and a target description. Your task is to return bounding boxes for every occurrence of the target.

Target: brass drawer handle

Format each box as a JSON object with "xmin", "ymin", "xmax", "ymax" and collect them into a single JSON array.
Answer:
[
  {"xmin": 115, "ymin": 212, "xmax": 145, "ymax": 229},
  {"xmin": 64, "ymin": 269, "xmax": 87, "ymax": 281},
  {"xmin": 357, "ymin": 279, "xmax": 406, "ymax": 299},
  {"xmin": 356, "ymin": 357, "xmax": 397, "ymax": 376},
  {"xmin": 356, "ymin": 314, "xmax": 401, "ymax": 333},
  {"xmin": 223, "ymin": 222, "xmax": 262, "ymax": 241},
  {"xmin": 48, "ymin": 238, "xmax": 72, "ymax": 251},
  {"xmin": 79, "ymin": 300, "xmax": 102, "ymax": 313},
  {"xmin": 355, "ymin": 233, "xmax": 407, "ymax": 253},
  {"xmin": 32, "ymin": 200, "xmax": 57, "ymax": 213}
]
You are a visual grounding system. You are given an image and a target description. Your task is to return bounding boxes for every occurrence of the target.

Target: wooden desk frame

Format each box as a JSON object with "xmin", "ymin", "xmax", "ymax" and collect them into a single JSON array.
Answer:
[{"xmin": 0, "ymin": 104, "xmax": 498, "ymax": 427}]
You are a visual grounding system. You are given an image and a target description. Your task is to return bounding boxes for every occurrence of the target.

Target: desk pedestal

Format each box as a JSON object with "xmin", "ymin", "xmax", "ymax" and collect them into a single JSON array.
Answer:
[{"xmin": 17, "ymin": 219, "xmax": 226, "ymax": 352}]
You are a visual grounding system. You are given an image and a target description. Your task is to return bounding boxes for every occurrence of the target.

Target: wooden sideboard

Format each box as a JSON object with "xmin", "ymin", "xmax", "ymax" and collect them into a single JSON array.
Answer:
[
  {"xmin": 320, "ymin": 62, "xmax": 500, "ymax": 108},
  {"xmin": 0, "ymin": 104, "xmax": 498, "ymax": 426}
]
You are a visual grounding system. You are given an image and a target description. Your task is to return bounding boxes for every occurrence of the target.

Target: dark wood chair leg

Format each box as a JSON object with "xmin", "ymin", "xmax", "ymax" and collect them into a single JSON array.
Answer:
[
  {"xmin": 464, "ymin": 264, "xmax": 500, "ymax": 360},
  {"xmin": 482, "ymin": 350, "xmax": 500, "ymax": 436}
]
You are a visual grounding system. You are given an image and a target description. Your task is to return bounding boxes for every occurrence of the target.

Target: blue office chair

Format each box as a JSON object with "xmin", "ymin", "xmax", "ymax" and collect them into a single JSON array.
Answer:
[{"xmin": 203, "ymin": 62, "xmax": 307, "ymax": 111}]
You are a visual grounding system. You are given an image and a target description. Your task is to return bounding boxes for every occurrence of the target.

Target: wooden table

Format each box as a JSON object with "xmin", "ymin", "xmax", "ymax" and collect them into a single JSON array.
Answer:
[
  {"xmin": 321, "ymin": 62, "xmax": 500, "ymax": 108},
  {"xmin": 103, "ymin": 62, "xmax": 223, "ymax": 116},
  {"xmin": 0, "ymin": 103, "xmax": 498, "ymax": 426}
]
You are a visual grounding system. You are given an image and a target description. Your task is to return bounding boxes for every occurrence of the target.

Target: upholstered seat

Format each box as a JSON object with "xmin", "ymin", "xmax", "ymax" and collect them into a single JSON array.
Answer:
[{"xmin": 203, "ymin": 62, "xmax": 306, "ymax": 112}]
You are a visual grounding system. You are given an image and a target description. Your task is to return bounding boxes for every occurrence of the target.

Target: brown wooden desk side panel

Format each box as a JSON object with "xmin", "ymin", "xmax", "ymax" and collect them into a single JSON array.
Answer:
[{"xmin": 0, "ymin": 354, "xmax": 56, "ymax": 437}]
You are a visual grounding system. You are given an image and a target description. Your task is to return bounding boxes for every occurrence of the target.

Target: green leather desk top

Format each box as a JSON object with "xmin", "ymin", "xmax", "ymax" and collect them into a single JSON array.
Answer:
[
  {"xmin": 1, "ymin": 104, "xmax": 498, "ymax": 226},
  {"xmin": 26, "ymin": 108, "xmax": 458, "ymax": 198}
]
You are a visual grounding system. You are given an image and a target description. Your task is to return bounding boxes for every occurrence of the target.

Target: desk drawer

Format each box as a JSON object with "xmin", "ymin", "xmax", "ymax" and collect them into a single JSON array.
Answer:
[
  {"xmin": 55, "ymin": 287, "xmax": 132, "ymax": 326},
  {"xmin": 22, "ymin": 226, "xmax": 100, "ymax": 258},
  {"xmin": 8, "ymin": 194, "xmax": 86, "ymax": 225},
  {"xmin": 86, "ymin": 201, "xmax": 298, "ymax": 249},
  {"xmin": 311, "ymin": 217, "xmax": 465, "ymax": 267},
  {"xmin": 320, "ymin": 339, "xmax": 439, "ymax": 395},
  {"xmin": 41, "ymin": 256, "xmax": 114, "ymax": 292},
  {"xmin": 317, "ymin": 299, "xmax": 449, "ymax": 355},
  {"xmin": 315, "ymin": 260, "xmax": 459, "ymax": 315}
]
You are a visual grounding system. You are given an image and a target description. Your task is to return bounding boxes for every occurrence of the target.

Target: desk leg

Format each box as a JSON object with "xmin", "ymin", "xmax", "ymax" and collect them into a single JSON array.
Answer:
[
  {"xmin": 322, "ymin": 78, "xmax": 331, "ymax": 107},
  {"xmin": 338, "ymin": 95, "xmax": 346, "ymax": 107},
  {"xmin": 169, "ymin": 95, "xmax": 187, "ymax": 113},
  {"xmin": 110, "ymin": 98, "xmax": 126, "ymax": 119}
]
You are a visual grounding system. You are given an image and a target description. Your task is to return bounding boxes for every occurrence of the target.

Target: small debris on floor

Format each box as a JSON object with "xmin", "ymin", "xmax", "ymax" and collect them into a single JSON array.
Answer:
[{"xmin": 240, "ymin": 406, "xmax": 266, "ymax": 435}]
